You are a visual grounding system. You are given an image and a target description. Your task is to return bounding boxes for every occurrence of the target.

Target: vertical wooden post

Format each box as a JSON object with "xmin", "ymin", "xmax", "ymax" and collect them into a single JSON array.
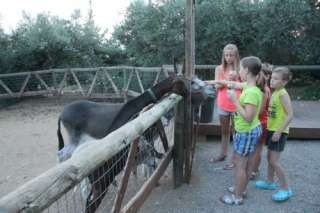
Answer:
[
  {"xmin": 112, "ymin": 139, "xmax": 139, "ymax": 213},
  {"xmin": 184, "ymin": 0, "xmax": 195, "ymax": 183},
  {"xmin": 173, "ymin": 98, "xmax": 185, "ymax": 188}
]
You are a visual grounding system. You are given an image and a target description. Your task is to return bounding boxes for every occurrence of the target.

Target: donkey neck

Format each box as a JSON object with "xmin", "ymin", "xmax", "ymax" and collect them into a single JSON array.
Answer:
[{"xmin": 107, "ymin": 91, "xmax": 155, "ymax": 133}]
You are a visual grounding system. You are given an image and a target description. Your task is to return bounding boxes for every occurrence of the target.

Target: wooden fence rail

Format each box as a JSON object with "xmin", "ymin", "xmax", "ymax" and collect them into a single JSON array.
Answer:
[
  {"xmin": 0, "ymin": 93, "xmax": 182, "ymax": 213},
  {"xmin": 0, "ymin": 66, "xmax": 172, "ymax": 99},
  {"xmin": 0, "ymin": 65, "xmax": 318, "ymax": 100}
]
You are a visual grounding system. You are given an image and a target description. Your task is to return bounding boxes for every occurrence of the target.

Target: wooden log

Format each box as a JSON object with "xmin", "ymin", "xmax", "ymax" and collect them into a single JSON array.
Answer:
[
  {"xmin": 0, "ymin": 65, "xmax": 317, "ymax": 79},
  {"xmin": 135, "ymin": 69, "xmax": 145, "ymax": 93},
  {"xmin": 58, "ymin": 71, "xmax": 68, "ymax": 95},
  {"xmin": 34, "ymin": 73, "xmax": 50, "ymax": 91},
  {"xmin": 153, "ymin": 70, "xmax": 161, "ymax": 86},
  {"xmin": 0, "ymin": 79, "xmax": 13, "ymax": 96},
  {"xmin": 105, "ymin": 69, "xmax": 120, "ymax": 95},
  {"xmin": 112, "ymin": 139, "xmax": 139, "ymax": 213},
  {"xmin": 19, "ymin": 73, "xmax": 31, "ymax": 96},
  {"xmin": 70, "ymin": 70, "xmax": 85, "ymax": 96},
  {"xmin": 87, "ymin": 70, "xmax": 99, "ymax": 97},
  {"xmin": 0, "ymin": 94, "xmax": 182, "ymax": 213},
  {"xmin": 173, "ymin": 98, "xmax": 185, "ymax": 188},
  {"xmin": 184, "ymin": 0, "xmax": 195, "ymax": 184},
  {"xmin": 121, "ymin": 148, "xmax": 173, "ymax": 213},
  {"xmin": 155, "ymin": 120, "xmax": 169, "ymax": 152}
]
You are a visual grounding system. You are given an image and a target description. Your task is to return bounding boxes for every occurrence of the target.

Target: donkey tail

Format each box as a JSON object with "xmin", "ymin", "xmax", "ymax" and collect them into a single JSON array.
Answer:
[{"xmin": 57, "ymin": 117, "xmax": 64, "ymax": 150}]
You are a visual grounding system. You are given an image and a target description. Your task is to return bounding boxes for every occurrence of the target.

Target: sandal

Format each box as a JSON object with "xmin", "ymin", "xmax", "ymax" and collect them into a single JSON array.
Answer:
[
  {"xmin": 250, "ymin": 171, "xmax": 259, "ymax": 180},
  {"xmin": 272, "ymin": 189, "xmax": 293, "ymax": 202},
  {"xmin": 227, "ymin": 186, "xmax": 247, "ymax": 198},
  {"xmin": 220, "ymin": 194, "xmax": 243, "ymax": 205},
  {"xmin": 223, "ymin": 163, "xmax": 235, "ymax": 170},
  {"xmin": 209, "ymin": 155, "xmax": 226, "ymax": 163},
  {"xmin": 255, "ymin": 180, "xmax": 277, "ymax": 190}
]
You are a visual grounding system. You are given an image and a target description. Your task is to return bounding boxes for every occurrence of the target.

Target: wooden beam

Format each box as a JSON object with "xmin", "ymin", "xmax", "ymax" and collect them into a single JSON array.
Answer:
[
  {"xmin": 0, "ymin": 79, "xmax": 13, "ymax": 96},
  {"xmin": 70, "ymin": 70, "xmax": 85, "ymax": 96},
  {"xmin": 155, "ymin": 120, "xmax": 169, "ymax": 152},
  {"xmin": 121, "ymin": 148, "xmax": 173, "ymax": 213},
  {"xmin": 105, "ymin": 69, "xmax": 120, "ymax": 95},
  {"xmin": 58, "ymin": 71, "xmax": 68, "ymax": 95},
  {"xmin": 87, "ymin": 70, "xmax": 99, "ymax": 97},
  {"xmin": 18, "ymin": 73, "xmax": 31, "ymax": 97},
  {"xmin": 135, "ymin": 69, "xmax": 145, "ymax": 93},
  {"xmin": 112, "ymin": 139, "xmax": 139, "ymax": 213},
  {"xmin": 184, "ymin": 0, "xmax": 195, "ymax": 184},
  {"xmin": 173, "ymin": 99, "xmax": 185, "ymax": 188}
]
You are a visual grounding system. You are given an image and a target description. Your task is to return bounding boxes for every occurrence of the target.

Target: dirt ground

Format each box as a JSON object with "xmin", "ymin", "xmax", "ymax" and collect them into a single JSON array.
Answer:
[{"xmin": 1, "ymin": 98, "xmax": 320, "ymax": 213}]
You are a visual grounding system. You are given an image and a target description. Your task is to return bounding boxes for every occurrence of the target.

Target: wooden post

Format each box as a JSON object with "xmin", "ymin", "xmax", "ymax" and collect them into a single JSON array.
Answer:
[
  {"xmin": 184, "ymin": 0, "xmax": 195, "ymax": 183},
  {"xmin": 173, "ymin": 98, "xmax": 185, "ymax": 188},
  {"xmin": 112, "ymin": 139, "xmax": 139, "ymax": 213},
  {"xmin": 155, "ymin": 120, "xmax": 169, "ymax": 152}
]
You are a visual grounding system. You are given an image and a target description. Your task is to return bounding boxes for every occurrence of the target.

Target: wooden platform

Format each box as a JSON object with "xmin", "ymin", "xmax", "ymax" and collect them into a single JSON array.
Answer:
[{"xmin": 197, "ymin": 101, "xmax": 320, "ymax": 139}]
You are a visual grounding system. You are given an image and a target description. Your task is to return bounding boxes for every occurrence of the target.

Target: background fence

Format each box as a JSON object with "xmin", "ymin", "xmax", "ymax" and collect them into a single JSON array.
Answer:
[{"xmin": 0, "ymin": 65, "xmax": 319, "ymax": 101}]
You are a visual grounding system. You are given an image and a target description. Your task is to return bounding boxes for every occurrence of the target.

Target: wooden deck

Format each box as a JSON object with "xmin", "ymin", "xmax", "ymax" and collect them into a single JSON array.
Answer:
[{"xmin": 197, "ymin": 101, "xmax": 320, "ymax": 139}]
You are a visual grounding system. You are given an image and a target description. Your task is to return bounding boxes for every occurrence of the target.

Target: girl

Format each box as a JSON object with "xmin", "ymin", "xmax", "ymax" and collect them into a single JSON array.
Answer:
[
  {"xmin": 209, "ymin": 44, "xmax": 240, "ymax": 170},
  {"xmin": 220, "ymin": 56, "xmax": 263, "ymax": 205},
  {"xmin": 250, "ymin": 63, "xmax": 273, "ymax": 180},
  {"xmin": 255, "ymin": 67, "xmax": 293, "ymax": 202}
]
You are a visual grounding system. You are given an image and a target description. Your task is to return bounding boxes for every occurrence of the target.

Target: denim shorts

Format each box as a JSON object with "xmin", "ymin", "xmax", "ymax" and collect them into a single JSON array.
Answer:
[
  {"xmin": 217, "ymin": 106, "xmax": 234, "ymax": 116},
  {"xmin": 233, "ymin": 125, "xmax": 262, "ymax": 157},
  {"xmin": 265, "ymin": 131, "xmax": 288, "ymax": 152}
]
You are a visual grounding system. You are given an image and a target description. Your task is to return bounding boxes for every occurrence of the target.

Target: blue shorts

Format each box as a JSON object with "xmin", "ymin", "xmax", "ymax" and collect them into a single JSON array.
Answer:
[{"xmin": 233, "ymin": 125, "xmax": 262, "ymax": 157}]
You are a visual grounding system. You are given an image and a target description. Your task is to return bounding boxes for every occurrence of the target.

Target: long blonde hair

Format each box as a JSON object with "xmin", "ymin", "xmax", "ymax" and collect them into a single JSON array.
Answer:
[{"xmin": 221, "ymin": 44, "xmax": 240, "ymax": 72}]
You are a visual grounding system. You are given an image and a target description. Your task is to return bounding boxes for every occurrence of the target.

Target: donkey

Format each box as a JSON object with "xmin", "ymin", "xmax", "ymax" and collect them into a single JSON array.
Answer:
[{"xmin": 57, "ymin": 72, "xmax": 210, "ymax": 213}]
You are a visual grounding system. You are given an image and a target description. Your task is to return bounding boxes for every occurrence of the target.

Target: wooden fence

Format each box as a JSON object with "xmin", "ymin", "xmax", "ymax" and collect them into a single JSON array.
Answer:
[
  {"xmin": 0, "ymin": 66, "xmax": 173, "ymax": 100},
  {"xmin": 0, "ymin": 93, "xmax": 183, "ymax": 213},
  {"xmin": 0, "ymin": 65, "xmax": 318, "ymax": 100}
]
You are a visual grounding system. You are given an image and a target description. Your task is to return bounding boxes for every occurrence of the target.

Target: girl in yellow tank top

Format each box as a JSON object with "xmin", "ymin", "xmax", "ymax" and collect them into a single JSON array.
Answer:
[{"xmin": 255, "ymin": 67, "xmax": 294, "ymax": 202}]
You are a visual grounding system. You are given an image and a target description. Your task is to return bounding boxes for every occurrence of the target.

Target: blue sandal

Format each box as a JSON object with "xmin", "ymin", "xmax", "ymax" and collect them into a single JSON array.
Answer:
[
  {"xmin": 272, "ymin": 189, "xmax": 293, "ymax": 202},
  {"xmin": 255, "ymin": 180, "xmax": 277, "ymax": 190}
]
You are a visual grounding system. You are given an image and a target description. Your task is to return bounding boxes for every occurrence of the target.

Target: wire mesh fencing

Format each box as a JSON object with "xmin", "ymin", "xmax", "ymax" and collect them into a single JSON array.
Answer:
[{"xmin": 37, "ymin": 110, "xmax": 175, "ymax": 213}]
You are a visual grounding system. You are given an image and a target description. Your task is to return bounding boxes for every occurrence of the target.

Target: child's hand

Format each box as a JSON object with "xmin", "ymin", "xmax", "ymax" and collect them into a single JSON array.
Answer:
[
  {"xmin": 271, "ymin": 131, "xmax": 281, "ymax": 142},
  {"xmin": 228, "ymin": 70, "xmax": 238, "ymax": 81},
  {"xmin": 227, "ymin": 89, "xmax": 236, "ymax": 102}
]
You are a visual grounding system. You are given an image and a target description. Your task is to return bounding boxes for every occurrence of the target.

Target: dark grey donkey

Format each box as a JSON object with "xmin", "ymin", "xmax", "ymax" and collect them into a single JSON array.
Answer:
[{"xmin": 57, "ymin": 72, "xmax": 211, "ymax": 213}]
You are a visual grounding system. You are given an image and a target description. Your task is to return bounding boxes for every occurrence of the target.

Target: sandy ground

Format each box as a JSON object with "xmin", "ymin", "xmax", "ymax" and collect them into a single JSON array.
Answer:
[{"xmin": 1, "ymin": 98, "xmax": 320, "ymax": 213}]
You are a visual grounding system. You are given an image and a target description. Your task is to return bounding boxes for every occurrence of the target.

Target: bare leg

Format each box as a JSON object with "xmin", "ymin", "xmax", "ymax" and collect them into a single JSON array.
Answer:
[
  {"xmin": 234, "ymin": 153, "xmax": 249, "ymax": 199},
  {"xmin": 268, "ymin": 150, "xmax": 288, "ymax": 189},
  {"xmin": 267, "ymin": 150, "xmax": 275, "ymax": 182},
  {"xmin": 219, "ymin": 114, "xmax": 231, "ymax": 157},
  {"xmin": 250, "ymin": 142, "xmax": 263, "ymax": 177}
]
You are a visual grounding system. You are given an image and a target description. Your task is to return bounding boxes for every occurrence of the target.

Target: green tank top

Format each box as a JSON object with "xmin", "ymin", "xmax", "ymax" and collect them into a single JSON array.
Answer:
[{"xmin": 267, "ymin": 88, "xmax": 289, "ymax": 133}]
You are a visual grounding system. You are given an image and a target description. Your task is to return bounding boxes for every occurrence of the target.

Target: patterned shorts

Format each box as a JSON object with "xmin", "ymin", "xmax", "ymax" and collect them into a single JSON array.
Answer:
[{"xmin": 233, "ymin": 125, "xmax": 262, "ymax": 157}]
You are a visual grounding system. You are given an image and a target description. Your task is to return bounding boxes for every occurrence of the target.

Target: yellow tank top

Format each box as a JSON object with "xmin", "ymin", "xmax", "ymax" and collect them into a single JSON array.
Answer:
[{"xmin": 267, "ymin": 88, "xmax": 289, "ymax": 134}]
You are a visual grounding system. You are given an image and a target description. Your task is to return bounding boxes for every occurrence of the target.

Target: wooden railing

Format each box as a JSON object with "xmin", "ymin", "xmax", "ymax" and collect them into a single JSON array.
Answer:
[
  {"xmin": 0, "ymin": 93, "xmax": 182, "ymax": 213},
  {"xmin": 0, "ymin": 65, "xmax": 318, "ymax": 100},
  {"xmin": 0, "ymin": 66, "xmax": 173, "ymax": 100}
]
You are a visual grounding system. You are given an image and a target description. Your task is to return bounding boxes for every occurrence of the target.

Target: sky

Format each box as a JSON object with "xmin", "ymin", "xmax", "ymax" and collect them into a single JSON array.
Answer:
[{"xmin": 0, "ymin": 0, "xmax": 133, "ymax": 35}]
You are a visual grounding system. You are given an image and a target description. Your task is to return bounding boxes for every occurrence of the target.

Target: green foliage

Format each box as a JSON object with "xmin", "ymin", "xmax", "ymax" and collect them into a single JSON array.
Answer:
[
  {"xmin": 0, "ymin": 11, "xmax": 126, "ymax": 74},
  {"xmin": 113, "ymin": 0, "xmax": 185, "ymax": 66},
  {"xmin": 113, "ymin": 0, "xmax": 320, "ymax": 66}
]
